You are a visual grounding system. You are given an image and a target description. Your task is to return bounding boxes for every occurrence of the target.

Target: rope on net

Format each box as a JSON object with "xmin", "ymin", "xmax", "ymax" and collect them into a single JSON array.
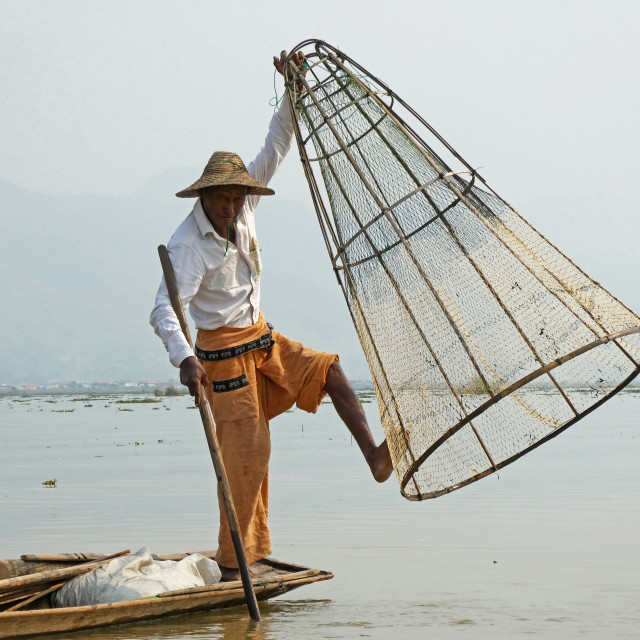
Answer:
[{"xmin": 281, "ymin": 40, "xmax": 640, "ymax": 500}]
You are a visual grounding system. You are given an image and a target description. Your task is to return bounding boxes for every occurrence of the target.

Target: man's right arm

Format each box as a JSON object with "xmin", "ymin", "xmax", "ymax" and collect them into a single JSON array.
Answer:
[{"xmin": 149, "ymin": 242, "xmax": 210, "ymax": 405}]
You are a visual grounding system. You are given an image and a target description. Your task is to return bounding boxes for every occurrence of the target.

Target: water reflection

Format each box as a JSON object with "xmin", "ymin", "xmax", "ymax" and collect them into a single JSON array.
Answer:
[{"xmin": 75, "ymin": 599, "xmax": 334, "ymax": 640}]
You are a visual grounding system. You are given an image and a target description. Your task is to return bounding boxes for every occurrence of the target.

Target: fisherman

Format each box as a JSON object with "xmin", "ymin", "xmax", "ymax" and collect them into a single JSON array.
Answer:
[{"xmin": 150, "ymin": 51, "xmax": 393, "ymax": 582}]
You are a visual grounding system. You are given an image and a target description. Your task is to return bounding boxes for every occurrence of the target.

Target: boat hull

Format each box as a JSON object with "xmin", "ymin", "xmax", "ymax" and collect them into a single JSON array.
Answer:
[{"xmin": 0, "ymin": 553, "xmax": 332, "ymax": 638}]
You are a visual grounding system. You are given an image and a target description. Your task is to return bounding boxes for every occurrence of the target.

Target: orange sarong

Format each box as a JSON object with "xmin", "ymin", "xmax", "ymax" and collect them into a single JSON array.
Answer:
[{"xmin": 196, "ymin": 313, "xmax": 337, "ymax": 567}]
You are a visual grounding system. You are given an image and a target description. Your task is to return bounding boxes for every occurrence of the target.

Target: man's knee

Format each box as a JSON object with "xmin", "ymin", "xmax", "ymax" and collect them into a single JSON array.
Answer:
[{"xmin": 324, "ymin": 359, "xmax": 342, "ymax": 389}]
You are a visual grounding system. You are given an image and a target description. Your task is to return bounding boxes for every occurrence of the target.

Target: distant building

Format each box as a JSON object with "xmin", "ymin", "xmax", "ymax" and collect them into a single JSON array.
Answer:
[
  {"xmin": 91, "ymin": 381, "xmax": 116, "ymax": 389},
  {"xmin": 139, "ymin": 381, "xmax": 163, "ymax": 389},
  {"xmin": 16, "ymin": 383, "xmax": 38, "ymax": 392}
]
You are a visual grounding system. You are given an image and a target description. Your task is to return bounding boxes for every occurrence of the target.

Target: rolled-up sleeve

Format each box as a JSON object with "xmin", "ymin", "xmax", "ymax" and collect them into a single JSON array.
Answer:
[{"xmin": 149, "ymin": 242, "xmax": 206, "ymax": 367}]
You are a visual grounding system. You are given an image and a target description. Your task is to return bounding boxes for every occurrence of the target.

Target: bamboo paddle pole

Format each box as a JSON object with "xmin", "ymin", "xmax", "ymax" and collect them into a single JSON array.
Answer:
[
  {"xmin": 20, "ymin": 553, "xmax": 109, "ymax": 563},
  {"xmin": 0, "ymin": 550, "xmax": 130, "ymax": 595},
  {"xmin": 5, "ymin": 581, "xmax": 67, "ymax": 612},
  {"xmin": 157, "ymin": 244, "xmax": 261, "ymax": 623}
]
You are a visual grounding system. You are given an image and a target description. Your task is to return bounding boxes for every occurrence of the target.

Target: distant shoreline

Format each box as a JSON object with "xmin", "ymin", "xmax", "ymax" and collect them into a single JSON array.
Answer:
[
  {"xmin": 1, "ymin": 381, "xmax": 638, "ymax": 398},
  {"xmin": 0, "ymin": 378, "xmax": 376, "ymax": 397}
]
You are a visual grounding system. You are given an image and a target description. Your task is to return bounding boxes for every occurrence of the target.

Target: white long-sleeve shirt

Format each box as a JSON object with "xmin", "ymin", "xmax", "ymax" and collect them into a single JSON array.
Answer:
[{"xmin": 150, "ymin": 98, "xmax": 295, "ymax": 367}]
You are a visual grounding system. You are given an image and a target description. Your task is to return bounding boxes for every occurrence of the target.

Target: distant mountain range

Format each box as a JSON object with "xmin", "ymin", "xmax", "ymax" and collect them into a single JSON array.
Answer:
[
  {"xmin": 0, "ymin": 175, "xmax": 367, "ymax": 384},
  {"xmin": 1, "ymin": 175, "xmax": 638, "ymax": 386}
]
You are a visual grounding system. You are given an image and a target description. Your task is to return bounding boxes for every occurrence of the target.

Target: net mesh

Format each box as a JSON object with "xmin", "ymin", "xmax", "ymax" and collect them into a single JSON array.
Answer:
[{"xmin": 282, "ymin": 40, "xmax": 640, "ymax": 500}]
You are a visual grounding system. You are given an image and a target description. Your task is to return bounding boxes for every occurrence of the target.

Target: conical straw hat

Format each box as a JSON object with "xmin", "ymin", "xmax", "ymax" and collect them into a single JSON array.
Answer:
[{"xmin": 175, "ymin": 151, "xmax": 275, "ymax": 198}]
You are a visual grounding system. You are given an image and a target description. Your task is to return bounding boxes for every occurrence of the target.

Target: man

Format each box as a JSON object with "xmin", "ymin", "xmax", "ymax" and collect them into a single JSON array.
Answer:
[{"xmin": 150, "ymin": 51, "xmax": 393, "ymax": 581}]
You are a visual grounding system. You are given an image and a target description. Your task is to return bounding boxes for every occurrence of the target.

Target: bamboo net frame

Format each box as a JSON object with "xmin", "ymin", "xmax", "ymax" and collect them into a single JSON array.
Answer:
[{"xmin": 281, "ymin": 40, "xmax": 640, "ymax": 500}]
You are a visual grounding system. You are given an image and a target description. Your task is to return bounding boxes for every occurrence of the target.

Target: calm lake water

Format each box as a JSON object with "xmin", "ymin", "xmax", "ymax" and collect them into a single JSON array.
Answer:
[{"xmin": 1, "ymin": 390, "xmax": 639, "ymax": 639}]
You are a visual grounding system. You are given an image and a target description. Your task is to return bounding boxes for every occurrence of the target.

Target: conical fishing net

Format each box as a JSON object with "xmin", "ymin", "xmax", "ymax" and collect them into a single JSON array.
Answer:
[{"xmin": 281, "ymin": 40, "xmax": 640, "ymax": 500}]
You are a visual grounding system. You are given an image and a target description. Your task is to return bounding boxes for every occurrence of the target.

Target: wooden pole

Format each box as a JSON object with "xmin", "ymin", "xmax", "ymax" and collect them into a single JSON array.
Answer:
[
  {"xmin": 0, "ymin": 550, "xmax": 130, "ymax": 595},
  {"xmin": 157, "ymin": 244, "xmax": 261, "ymax": 623},
  {"xmin": 20, "ymin": 553, "xmax": 116, "ymax": 563},
  {"xmin": 5, "ymin": 581, "xmax": 67, "ymax": 612}
]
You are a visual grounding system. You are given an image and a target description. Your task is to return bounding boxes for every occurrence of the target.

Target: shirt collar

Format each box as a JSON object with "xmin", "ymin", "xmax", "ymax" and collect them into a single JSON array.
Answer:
[{"xmin": 193, "ymin": 198, "xmax": 216, "ymax": 238}]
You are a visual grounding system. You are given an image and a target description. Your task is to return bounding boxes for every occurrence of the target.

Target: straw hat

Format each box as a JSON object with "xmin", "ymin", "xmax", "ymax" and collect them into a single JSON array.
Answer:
[{"xmin": 175, "ymin": 151, "xmax": 275, "ymax": 198}]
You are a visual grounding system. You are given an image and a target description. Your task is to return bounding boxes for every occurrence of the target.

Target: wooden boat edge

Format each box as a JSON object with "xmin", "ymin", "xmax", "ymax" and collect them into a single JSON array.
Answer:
[{"xmin": 0, "ymin": 556, "xmax": 333, "ymax": 639}]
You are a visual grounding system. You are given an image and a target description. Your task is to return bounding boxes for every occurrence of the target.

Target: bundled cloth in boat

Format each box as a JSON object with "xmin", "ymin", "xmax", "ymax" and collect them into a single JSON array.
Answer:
[{"xmin": 52, "ymin": 547, "xmax": 221, "ymax": 607}]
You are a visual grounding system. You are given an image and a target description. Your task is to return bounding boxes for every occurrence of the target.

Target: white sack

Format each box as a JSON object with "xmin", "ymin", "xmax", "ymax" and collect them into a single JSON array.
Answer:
[{"xmin": 52, "ymin": 547, "xmax": 221, "ymax": 607}]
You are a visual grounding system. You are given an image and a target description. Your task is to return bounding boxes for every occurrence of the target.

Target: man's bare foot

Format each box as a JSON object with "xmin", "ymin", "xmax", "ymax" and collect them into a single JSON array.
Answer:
[
  {"xmin": 219, "ymin": 565, "xmax": 241, "ymax": 582},
  {"xmin": 219, "ymin": 564, "xmax": 261, "ymax": 582},
  {"xmin": 368, "ymin": 440, "xmax": 394, "ymax": 483}
]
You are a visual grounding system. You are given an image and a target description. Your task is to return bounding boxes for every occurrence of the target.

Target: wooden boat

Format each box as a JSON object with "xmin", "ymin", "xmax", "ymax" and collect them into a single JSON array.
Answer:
[{"xmin": 0, "ymin": 551, "xmax": 333, "ymax": 638}]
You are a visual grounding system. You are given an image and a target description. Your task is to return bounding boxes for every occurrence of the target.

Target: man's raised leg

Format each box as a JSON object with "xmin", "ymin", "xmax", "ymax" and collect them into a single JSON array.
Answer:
[{"xmin": 324, "ymin": 361, "xmax": 393, "ymax": 482}]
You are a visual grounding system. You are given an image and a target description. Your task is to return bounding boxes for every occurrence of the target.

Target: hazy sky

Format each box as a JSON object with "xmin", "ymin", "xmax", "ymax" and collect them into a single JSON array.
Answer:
[
  {"xmin": 2, "ymin": 0, "xmax": 639, "ymax": 202},
  {"xmin": 1, "ymin": 0, "xmax": 638, "ymax": 381}
]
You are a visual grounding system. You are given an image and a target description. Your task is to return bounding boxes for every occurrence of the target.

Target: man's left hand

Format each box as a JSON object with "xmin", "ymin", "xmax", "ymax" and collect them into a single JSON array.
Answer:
[{"xmin": 273, "ymin": 50, "xmax": 306, "ymax": 80}]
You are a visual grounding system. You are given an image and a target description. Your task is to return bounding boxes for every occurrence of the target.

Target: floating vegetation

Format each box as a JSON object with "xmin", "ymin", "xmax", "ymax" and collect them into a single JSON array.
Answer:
[
  {"xmin": 52, "ymin": 409, "xmax": 74, "ymax": 413},
  {"xmin": 157, "ymin": 439, "xmax": 164, "ymax": 443},
  {"xmin": 84, "ymin": 404, "xmax": 93, "ymax": 408},
  {"xmin": 187, "ymin": 406, "xmax": 197, "ymax": 410},
  {"xmin": 118, "ymin": 408, "xmax": 133, "ymax": 412},
  {"xmin": 154, "ymin": 386, "xmax": 184, "ymax": 397},
  {"xmin": 42, "ymin": 479, "xmax": 57, "ymax": 488},
  {"xmin": 115, "ymin": 398, "xmax": 161, "ymax": 404},
  {"xmin": 135, "ymin": 442, "xmax": 143, "ymax": 446}
]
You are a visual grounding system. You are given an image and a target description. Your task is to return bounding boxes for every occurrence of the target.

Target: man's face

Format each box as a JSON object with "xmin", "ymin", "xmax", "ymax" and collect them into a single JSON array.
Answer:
[{"xmin": 200, "ymin": 185, "xmax": 247, "ymax": 235}]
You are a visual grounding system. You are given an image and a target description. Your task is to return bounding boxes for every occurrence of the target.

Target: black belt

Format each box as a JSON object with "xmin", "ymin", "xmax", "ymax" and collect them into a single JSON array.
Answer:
[{"xmin": 195, "ymin": 324, "xmax": 275, "ymax": 362}]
